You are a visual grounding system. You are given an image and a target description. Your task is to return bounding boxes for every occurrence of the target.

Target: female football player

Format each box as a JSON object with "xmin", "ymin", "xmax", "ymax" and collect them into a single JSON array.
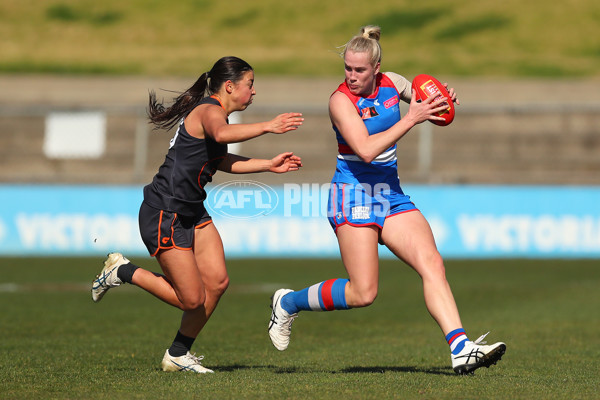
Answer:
[
  {"xmin": 92, "ymin": 56, "xmax": 303, "ymax": 373},
  {"xmin": 268, "ymin": 26, "xmax": 506, "ymax": 374}
]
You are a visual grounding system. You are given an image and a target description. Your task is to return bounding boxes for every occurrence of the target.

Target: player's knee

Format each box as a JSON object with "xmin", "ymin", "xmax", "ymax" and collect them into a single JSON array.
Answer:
[
  {"xmin": 351, "ymin": 287, "xmax": 378, "ymax": 308},
  {"xmin": 209, "ymin": 274, "xmax": 229, "ymax": 298},
  {"xmin": 420, "ymin": 252, "xmax": 447, "ymax": 282},
  {"xmin": 180, "ymin": 291, "xmax": 206, "ymax": 311},
  {"xmin": 204, "ymin": 271, "xmax": 229, "ymax": 296}
]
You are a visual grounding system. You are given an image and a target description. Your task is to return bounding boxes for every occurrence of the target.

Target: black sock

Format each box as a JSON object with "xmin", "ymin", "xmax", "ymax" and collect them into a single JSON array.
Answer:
[
  {"xmin": 168, "ymin": 331, "xmax": 196, "ymax": 357},
  {"xmin": 116, "ymin": 262, "xmax": 139, "ymax": 284}
]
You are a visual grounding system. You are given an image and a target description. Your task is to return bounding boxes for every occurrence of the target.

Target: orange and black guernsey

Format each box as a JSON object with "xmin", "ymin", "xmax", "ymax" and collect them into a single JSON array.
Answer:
[{"xmin": 143, "ymin": 96, "xmax": 228, "ymax": 217}]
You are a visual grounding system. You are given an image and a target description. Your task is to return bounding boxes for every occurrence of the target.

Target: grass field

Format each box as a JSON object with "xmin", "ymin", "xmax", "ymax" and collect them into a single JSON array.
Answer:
[
  {"xmin": 1, "ymin": 257, "xmax": 599, "ymax": 399},
  {"xmin": 1, "ymin": 0, "xmax": 598, "ymax": 77}
]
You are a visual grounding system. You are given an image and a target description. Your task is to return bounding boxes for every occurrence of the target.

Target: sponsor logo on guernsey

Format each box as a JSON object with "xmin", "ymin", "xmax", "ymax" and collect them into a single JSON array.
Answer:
[
  {"xmin": 384, "ymin": 96, "xmax": 399, "ymax": 109},
  {"xmin": 360, "ymin": 106, "xmax": 379, "ymax": 120},
  {"xmin": 351, "ymin": 206, "xmax": 370, "ymax": 220}
]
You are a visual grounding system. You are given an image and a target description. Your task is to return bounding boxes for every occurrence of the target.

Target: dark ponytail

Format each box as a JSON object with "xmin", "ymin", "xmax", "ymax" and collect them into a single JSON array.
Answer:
[{"xmin": 147, "ymin": 56, "xmax": 253, "ymax": 131}]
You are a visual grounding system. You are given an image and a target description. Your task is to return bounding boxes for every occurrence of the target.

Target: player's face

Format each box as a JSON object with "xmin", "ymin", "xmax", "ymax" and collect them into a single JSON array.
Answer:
[
  {"xmin": 231, "ymin": 70, "xmax": 256, "ymax": 110},
  {"xmin": 344, "ymin": 51, "xmax": 380, "ymax": 96}
]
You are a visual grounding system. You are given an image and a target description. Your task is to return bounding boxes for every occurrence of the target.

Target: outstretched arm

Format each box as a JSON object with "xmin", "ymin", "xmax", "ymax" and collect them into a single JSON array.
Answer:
[
  {"xmin": 218, "ymin": 152, "xmax": 302, "ymax": 174},
  {"xmin": 203, "ymin": 108, "xmax": 304, "ymax": 144}
]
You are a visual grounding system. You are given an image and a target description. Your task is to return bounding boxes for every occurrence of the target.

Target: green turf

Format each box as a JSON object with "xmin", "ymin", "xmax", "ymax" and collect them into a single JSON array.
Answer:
[
  {"xmin": 1, "ymin": 0, "xmax": 599, "ymax": 77},
  {"xmin": 1, "ymin": 257, "xmax": 599, "ymax": 399}
]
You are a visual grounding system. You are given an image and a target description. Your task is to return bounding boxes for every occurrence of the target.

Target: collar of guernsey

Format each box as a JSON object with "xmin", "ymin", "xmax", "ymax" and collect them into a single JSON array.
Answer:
[
  {"xmin": 209, "ymin": 94, "xmax": 225, "ymax": 109},
  {"xmin": 333, "ymin": 73, "xmax": 401, "ymax": 163},
  {"xmin": 208, "ymin": 95, "xmax": 232, "ymax": 124}
]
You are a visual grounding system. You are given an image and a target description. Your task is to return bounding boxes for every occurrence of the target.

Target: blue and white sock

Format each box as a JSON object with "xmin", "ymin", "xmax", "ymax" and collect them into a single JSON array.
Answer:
[
  {"xmin": 281, "ymin": 279, "xmax": 349, "ymax": 314},
  {"xmin": 446, "ymin": 328, "xmax": 469, "ymax": 355}
]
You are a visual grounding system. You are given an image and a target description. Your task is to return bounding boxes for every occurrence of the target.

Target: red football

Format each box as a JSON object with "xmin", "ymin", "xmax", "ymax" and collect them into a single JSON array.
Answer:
[{"xmin": 411, "ymin": 74, "xmax": 455, "ymax": 126}]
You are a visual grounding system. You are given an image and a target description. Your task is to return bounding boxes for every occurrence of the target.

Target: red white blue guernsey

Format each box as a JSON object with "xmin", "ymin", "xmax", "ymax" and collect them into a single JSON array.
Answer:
[
  {"xmin": 332, "ymin": 73, "xmax": 402, "ymax": 187},
  {"xmin": 327, "ymin": 73, "xmax": 417, "ymax": 231}
]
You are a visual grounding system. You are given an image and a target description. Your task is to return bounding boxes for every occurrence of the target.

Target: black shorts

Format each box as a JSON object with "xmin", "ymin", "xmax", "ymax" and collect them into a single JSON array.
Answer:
[{"xmin": 138, "ymin": 201, "xmax": 212, "ymax": 257}]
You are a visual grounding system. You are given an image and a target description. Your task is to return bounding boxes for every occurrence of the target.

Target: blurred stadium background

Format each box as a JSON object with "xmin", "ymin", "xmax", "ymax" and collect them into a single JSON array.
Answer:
[{"xmin": 0, "ymin": 0, "xmax": 599, "ymax": 258}]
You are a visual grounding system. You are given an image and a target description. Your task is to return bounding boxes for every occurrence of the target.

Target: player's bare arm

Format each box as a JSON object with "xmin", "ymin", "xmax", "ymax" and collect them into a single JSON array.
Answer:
[{"xmin": 218, "ymin": 152, "xmax": 302, "ymax": 174}]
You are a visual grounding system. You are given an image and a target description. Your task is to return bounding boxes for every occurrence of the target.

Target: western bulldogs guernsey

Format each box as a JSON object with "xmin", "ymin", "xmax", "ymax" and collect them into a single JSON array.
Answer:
[
  {"xmin": 332, "ymin": 73, "xmax": 402, "ymax": 188},
  {"xmin": 143, "ymin": 96, "xmax": 228, "ymax": 217}
]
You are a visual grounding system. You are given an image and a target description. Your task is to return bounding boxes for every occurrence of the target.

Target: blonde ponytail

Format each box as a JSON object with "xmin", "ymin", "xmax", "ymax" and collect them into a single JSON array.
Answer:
[{"xmin": 342, "ymin": 25, "xmax": 382, "ymax": 66}]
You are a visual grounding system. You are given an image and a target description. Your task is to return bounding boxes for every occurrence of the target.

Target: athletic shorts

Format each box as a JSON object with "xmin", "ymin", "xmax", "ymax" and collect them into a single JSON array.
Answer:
[
  {"xmin": 138, "ymin": 201, "xmax": 212, "ymax": 257},
  {"xmin": 327, "ymin": 182, "xmax": 417, "ymax": 231}
]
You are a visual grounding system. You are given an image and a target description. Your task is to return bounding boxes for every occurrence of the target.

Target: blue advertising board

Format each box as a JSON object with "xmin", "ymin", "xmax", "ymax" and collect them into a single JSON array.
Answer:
[{"xmin": 0, "ymin": 183, "xmax": 599, "ymax": 258}]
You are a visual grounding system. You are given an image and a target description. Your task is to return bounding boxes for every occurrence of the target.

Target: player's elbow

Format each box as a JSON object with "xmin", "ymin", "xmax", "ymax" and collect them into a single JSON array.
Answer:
[
  {"xmin": 211, "ymin": 129, "xmax": 229, "ymax": 144},
  {"xmin": 355, "ymin": 150, "xmax": 376, "ymax": 163},
  {"xmin": 211, "ymin": 125, "xmax": 239, "ymax": 144}
]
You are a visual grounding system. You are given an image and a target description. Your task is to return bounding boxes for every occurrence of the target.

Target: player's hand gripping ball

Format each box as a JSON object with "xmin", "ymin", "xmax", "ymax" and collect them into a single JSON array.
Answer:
[{"xmin": 411, "ymin": 74, "xmax": 455, "ymax": 126}]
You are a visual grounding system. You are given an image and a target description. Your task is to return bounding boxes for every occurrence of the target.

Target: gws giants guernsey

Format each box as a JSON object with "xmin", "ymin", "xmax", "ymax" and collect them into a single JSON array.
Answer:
[
  {"xmin": 143, "ymin": 96, "xmax": 228, "ymax": 217},
  {"xmin": 332, "ymin": 73, "xmax": 402, "ymax": 187}
]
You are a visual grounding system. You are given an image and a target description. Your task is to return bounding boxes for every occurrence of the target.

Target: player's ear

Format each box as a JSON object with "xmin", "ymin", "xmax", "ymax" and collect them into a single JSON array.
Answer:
[{"xmin": 374, "ymin": 62, "xmax": 381, "ymax": 75}]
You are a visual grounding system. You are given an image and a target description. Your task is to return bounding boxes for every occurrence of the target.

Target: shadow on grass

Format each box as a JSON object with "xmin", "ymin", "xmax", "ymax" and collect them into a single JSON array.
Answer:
[
  {"xmin": 212, "ymin": 364, "xmax": 454, "ymax": 376},
  {"xmin": 338, "ymin": 365, "xmax": 454, "ymax": 376}
]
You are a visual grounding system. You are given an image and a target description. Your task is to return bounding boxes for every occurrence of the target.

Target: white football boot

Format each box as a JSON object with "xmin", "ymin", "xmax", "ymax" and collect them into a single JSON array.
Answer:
[
  {"xmin": 268, "ymin": 289, "xmax": 298, "ymax": 351},
  {"xmin": 451, "ymin": 332, "xmax": 506, "ymax": 374},
  {"xmin": 161, "ymin": 350, "xmax": 214, "ymax": 373},
  {"xmin": 91, "ymin": 252, "xmax": 128, "ymax": 302}
]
